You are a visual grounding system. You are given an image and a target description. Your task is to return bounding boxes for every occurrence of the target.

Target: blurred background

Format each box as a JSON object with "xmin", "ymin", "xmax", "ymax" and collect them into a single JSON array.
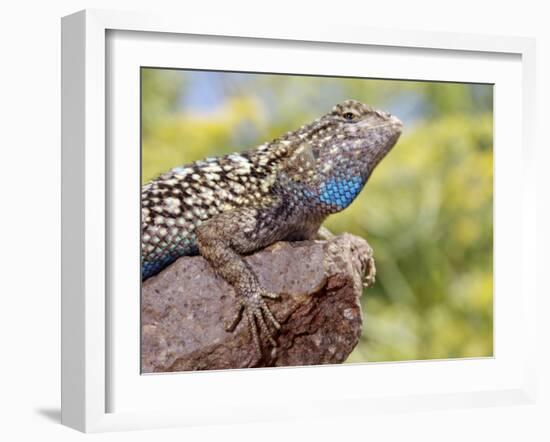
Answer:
[{"xmin": 141, "ymin": 68, "xmax": 493, "ymax": 363}]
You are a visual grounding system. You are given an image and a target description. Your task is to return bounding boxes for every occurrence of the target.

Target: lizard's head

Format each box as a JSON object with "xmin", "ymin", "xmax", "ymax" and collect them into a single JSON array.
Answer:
[{"xmin": 285, "ymin": 99, "xmax": 402, "ymax": 214}]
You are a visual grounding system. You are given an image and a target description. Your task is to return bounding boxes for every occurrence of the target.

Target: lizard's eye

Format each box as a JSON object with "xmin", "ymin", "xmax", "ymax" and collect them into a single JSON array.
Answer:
[{"xmin": 343, "ymin": 112, "xmax": 356, "ymax": 121}]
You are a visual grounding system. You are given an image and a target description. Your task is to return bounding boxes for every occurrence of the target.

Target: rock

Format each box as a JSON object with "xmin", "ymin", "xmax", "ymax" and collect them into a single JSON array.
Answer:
[{"xmin": 141, "ymin": 233, "xmax": 374, "ymax": 372}]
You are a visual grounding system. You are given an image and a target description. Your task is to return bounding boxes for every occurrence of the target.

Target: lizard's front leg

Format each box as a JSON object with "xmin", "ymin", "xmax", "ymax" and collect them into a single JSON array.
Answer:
[{"xmin": 195, "ymin": 207, "xmax": 282, "ymax": 356}]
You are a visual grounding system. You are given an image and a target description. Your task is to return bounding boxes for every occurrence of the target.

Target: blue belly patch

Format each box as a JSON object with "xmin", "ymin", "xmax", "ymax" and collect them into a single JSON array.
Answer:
[
  {"xmin": 142, "ymin": 255, "xmax": 178, "ymax": 280},
  {"xmin": 319, "ymin": 176, "xmax": 363, "ymax": 210},
  {"xmin": 142, "ymin": 241, "xmax": 199, "ymax": 281}
]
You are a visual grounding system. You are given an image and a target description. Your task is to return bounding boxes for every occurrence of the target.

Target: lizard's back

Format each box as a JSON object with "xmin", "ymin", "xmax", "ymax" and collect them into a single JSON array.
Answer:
[{"xmin": 141, "ymin": 147, "xmax": 283, "ymax": 279}]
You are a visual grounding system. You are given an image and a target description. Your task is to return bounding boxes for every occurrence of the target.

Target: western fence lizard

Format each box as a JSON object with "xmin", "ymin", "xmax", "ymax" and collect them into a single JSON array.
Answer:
[{"xmin": 141, "ymin": 99, "xmax": 402, "ymax": 355}]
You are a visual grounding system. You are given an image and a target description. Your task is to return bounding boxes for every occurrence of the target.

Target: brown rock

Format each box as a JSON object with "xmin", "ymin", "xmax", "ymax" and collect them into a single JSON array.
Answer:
[{"xmin": 141, "ymin": 233, "xmax": 374, "ymax": 372}]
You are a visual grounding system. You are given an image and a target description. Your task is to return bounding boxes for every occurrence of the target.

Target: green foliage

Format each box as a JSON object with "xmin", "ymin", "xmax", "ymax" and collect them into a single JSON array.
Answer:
[
  {"xmin": 141, "ymin": 69, "xmax": 185, "ymax": 141},
  {"xmin": 141, "ymin": 68, "xmax": 493, "ymax": 363}
]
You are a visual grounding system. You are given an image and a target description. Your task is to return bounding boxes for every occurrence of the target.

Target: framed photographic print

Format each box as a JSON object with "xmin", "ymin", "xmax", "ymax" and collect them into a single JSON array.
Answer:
[{"xmin": 61, "ymin": 9, "xmax": 537, "ymax": 432}]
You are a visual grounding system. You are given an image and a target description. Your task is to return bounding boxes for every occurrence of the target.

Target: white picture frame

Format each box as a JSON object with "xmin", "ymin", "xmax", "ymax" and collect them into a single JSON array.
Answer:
[{"xmin": 61, "ymin": 9, "xmax": 537, "ymax": 433}]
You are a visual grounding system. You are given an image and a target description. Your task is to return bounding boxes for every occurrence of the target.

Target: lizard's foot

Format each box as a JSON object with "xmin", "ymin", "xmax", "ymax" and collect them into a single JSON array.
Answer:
[
  {"xmin": 363, "ymin": 254, "xmax": 376, "ymax": 288},
  {"xmin": 316, "ymin": 226, "xmax": 335, "ymax": 241},
  {"xmin": 225, "ymin": 289, "xmax": 281, "ymax": 356}
]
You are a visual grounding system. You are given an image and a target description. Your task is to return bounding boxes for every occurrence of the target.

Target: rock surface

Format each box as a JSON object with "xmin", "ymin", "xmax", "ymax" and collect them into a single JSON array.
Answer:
[{"xmin": 141, "ymin": 233, "xmax": 374, "ymax": 372}]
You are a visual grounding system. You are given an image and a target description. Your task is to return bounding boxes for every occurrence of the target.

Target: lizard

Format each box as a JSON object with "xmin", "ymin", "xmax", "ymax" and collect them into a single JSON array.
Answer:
[{"xmin": 141, "ymin": 99, "xmax": 402, "ymax": 356}]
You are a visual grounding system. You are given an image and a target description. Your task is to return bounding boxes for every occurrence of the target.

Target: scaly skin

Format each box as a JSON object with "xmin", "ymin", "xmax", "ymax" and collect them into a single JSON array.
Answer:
[{"xmin": 141, "ymin": 100, "xmax": 402, "ymax": 356}]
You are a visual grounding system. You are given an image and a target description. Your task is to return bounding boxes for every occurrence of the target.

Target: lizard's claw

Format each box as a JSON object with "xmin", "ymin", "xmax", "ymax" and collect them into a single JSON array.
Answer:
[
  {"xmin": 224, "ymin": 304, "xmax": 244, "ymax": 332},
  {"xmin": 225, "ymin": 288, "xmax": 281, "ymax": 356}
]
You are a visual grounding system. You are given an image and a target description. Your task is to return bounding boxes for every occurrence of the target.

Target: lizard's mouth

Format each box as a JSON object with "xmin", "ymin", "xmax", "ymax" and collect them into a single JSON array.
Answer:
[
  {"xmin": 360, "ymin": 116, "xmax": 403, "ymax": 172},
  {"xmin": 360, "ymin": 116, "xmax": 403, "ymax": 135}
]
